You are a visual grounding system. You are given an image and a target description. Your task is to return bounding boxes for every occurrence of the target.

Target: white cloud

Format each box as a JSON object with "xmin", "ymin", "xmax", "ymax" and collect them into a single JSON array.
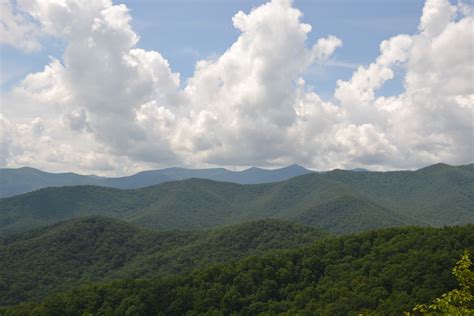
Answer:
[
  {"xmin": 0, "ymin": 0, "xmax": 41, "ymax": 52},
  {"xmin": 0, "ymin": 0, "xmax": 472, "ymax": 174},
  {"xmin": 312, "ymin": 35, "xmax": 343, "ymax": 61},
  {"xmin": 335, "ymin": 34, "xmax": 413, "ymax": 110},
  {"xmin": 419, "ymin": 0, "xmax": 457, "ymax": 37},
  {"xmin": 13, "ymin": 58, "xmax": 70, "ymax": 104},
  {"xmin": 178, "ymin": 0, "xmax": 343, "ymax": 166}
]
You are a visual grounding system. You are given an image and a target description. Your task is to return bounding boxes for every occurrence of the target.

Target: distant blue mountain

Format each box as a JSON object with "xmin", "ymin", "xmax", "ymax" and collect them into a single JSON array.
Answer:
[
  {"xmin": 0, "ymin": 164, "xmax": 313, "ymax": 197},
  {"xmin": 350, "ymin": 168, "xmax": 369, "ymax": 172}
]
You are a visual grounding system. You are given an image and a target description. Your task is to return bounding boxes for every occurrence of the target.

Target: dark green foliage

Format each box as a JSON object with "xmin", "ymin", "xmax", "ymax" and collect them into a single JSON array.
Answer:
[
  {"xmin": 0, "ymin": 163, "xmax": 471, "ymax": 314},
  {"xmin": 1, "ymin": 225, "xmax": 472, "ymax": 315},
  {"xmin": 410, "ymin": 250, "xmax": 474, "ymax": 315},
  {"xmin": 0, "ymin": 216, "xmax": 326, "ymax": 306}
]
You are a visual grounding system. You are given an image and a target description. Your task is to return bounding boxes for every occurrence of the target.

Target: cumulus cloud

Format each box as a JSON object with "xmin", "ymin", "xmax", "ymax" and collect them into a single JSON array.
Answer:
[
  {"xmin": 0, "ymin": 0, "xmax": 472, "ymax": 174},
  {"xmin": 0, "ymin": 0, "xmax": 41, "ymax": 52},
  {"xmin": 178, "ymin": 0, "xmax": 343, "ymax": 166}
]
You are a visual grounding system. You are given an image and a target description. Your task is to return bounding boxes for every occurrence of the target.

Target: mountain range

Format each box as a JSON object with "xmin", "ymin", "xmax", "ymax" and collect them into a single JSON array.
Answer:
[
  {"xmin": 0, "ymin": 162, "xmax": 473, "ymax": 314},
  {"xmin": 1, "ymin": 163, "xmax": 472, "ymax": 235},
  {"xmin": 0, "ymin": 164, "xmax": 312, "ymax": 198}
]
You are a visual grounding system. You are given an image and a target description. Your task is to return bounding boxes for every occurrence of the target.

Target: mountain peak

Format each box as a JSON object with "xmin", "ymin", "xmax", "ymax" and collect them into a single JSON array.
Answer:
[
  {"xmin": 245, "ymin": 166, "xmax": 263, "ymax": 171},
  {"xmin": 283, "ymin": 164, "xmax": 307, "ymax": 171},
  {"xmin": 417, "ymin": 162, "xmax": 453, "ymax": 172}
]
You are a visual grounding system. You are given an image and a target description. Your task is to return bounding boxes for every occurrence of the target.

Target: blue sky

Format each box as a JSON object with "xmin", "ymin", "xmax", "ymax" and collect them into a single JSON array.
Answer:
[
  {"xmin": 1, "ymin": 0, "xmax": 424, "ymax": 98},
  {"xmin": 1, "ymin": 0, "xmax": 471, "ymax": 174}
]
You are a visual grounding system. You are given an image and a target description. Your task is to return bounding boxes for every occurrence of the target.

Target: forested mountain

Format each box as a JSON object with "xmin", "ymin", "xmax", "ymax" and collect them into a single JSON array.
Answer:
[
  {"xmin": 1, "ymin": 163, "xmax": 472, "ymax": 235},
  {"xmin": 0, "ymin": 216, "xmax": 326, "ymax": 306},
  {"xmin": 0, "ymin": 164, "xmax": 312, "ymax": 198},
  {"xmin": 2, "ymin": 224, "xmax": 472, "ymax": 315},
  {"xmin": 323, "ymin": 163, "xmax": 474, "ymax": 226}
]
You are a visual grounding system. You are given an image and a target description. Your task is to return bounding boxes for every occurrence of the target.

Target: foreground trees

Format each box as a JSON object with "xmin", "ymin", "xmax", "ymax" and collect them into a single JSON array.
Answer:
[
  {"xmin": 1, "ymin": 225, "xmax": 473, "ymax": 315},
  {"xmin": 407, "ymin": 250, "xmax": 473, "ymax": 315}
]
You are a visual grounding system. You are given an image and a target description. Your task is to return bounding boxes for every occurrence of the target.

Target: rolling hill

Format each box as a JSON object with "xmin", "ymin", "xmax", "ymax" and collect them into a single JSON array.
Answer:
[
  {"xmin": 0, "ymin": 216, "xmax": 327, "ymax": 306},
  {"xmin": 1, "ymin": 163, "xmax": 472, "ymax": 235},
  {"xmin": 0, "ymin": 164, "xmax": 312, "ymax": 198},
  {"xmin": 2, "ymin": 224, "xmax": 473, "ymax": 315},
  {"xmin": 322, "ymin": 163, "xmax": 474, "ymax": 226}
]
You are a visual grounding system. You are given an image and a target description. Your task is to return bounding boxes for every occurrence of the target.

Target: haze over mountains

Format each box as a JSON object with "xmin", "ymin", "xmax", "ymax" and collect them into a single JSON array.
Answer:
[
  {"xmin": 1, "ymin": 163, "xmax": 472, "ymax": 235},
  {"xmin": 0, "ymin": 164, "xmax": 312, "ymax": 198}
]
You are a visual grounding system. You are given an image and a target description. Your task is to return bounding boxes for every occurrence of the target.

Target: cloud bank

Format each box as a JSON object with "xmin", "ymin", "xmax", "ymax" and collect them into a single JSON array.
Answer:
[{"xmin": 0, "ymin": 0, "xmax": 472, "ymax": 175}]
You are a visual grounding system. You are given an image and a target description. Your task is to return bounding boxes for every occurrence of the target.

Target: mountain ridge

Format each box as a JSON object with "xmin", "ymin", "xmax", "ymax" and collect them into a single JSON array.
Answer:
[
  {"xmin": 0, "ymin": 164, "xmax": 313, "ymax": 198},
  {"xmin": 1, "ymin": 162, "xmax": 471, "ymax": 235}
]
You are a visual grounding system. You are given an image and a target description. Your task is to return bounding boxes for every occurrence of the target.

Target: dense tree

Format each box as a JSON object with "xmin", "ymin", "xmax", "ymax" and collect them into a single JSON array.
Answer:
[
  {"xmin": 1, "ymin": 224, "xmax": 472, "ymax": 315},
  {"xmin": 0, "ymin": 216, "xmax": 326, "ymax": 306},
  {"xmin": 407, "ymin": 250, "xmax": 474, "ymax": 315}
]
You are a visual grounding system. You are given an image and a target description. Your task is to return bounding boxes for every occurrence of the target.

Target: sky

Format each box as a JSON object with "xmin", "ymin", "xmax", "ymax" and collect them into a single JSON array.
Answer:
[{"xmin": 0, "ymin": 0, "xmax": 472, "ymax": 175}]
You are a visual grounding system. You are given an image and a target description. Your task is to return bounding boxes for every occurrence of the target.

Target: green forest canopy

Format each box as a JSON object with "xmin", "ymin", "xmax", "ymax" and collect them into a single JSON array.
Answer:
[{"xmin": 1, "ymin": 222, "xmax": 473, "ymax": 315}]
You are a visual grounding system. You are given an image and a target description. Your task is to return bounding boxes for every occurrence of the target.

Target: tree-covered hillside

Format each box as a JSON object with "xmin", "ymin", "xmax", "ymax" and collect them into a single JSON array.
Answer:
[
  {"xmin": 0, "ymin": 217, "xmax": 326, "ymax": 306},
  {"xmin": 0, "ymin": 175, "xmax": 411, "ymax": 235},
  {"xmin": 2, "ymin": 224, "xmax": 472, "ymax": 315},
  {"xmin": 1, "ymin": 163, "xmax": 472, "ymax": 235},
  {"xmin": 323, "ymin": 163, "xmax": 474, "ymax": 226}
]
